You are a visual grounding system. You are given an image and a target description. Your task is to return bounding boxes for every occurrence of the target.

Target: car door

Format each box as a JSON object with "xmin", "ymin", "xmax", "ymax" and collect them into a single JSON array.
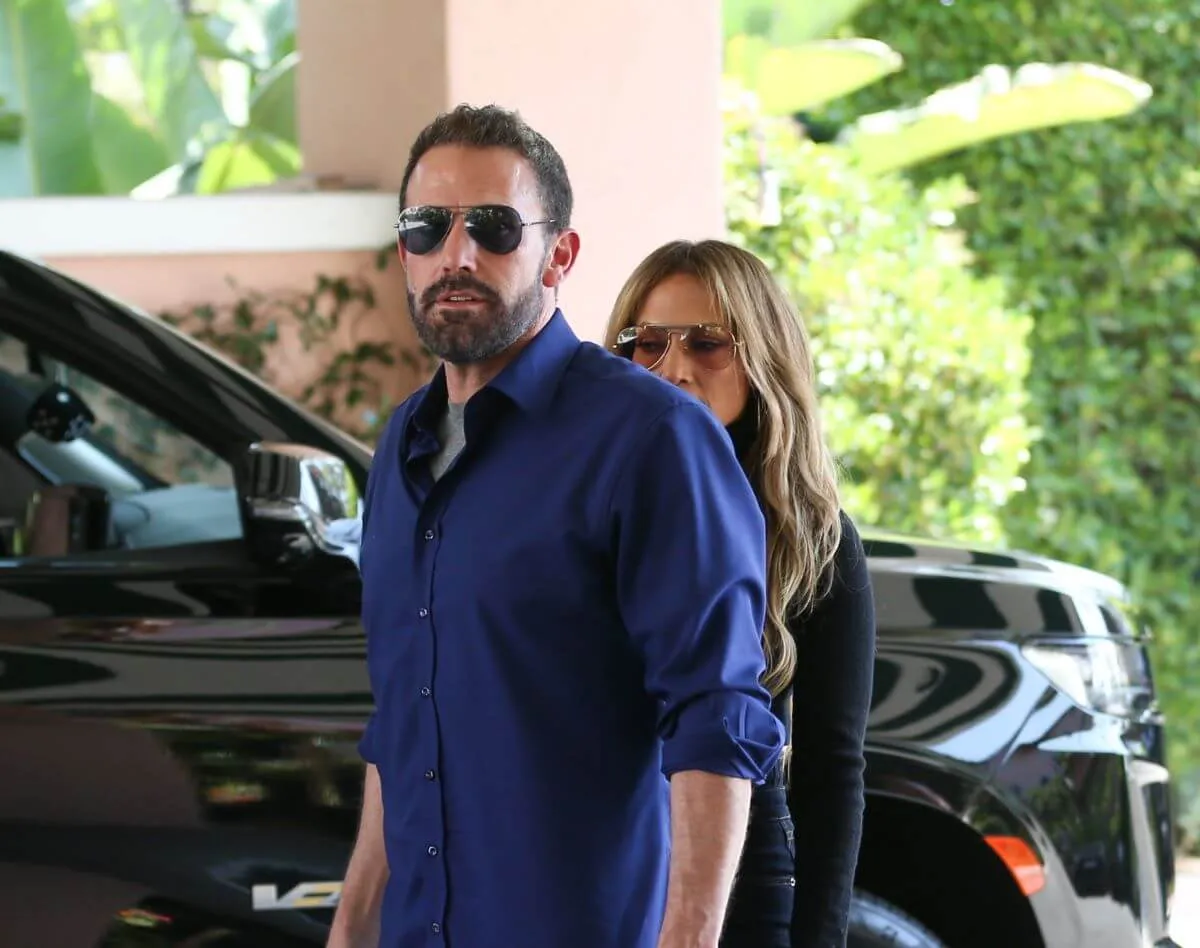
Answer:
[{"xmin": 0, "ymin": 265, "xmax": 370, "ymax": 946}]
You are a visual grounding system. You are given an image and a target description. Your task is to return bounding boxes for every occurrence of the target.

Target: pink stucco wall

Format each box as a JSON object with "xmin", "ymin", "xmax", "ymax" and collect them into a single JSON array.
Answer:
[
  {"xmin": 296, "ymin": 0, "xmax": 726, "ymax": 342},
  {"xmin": 33, "ymin": 0, "xmax": 725, "ymax": 428}
]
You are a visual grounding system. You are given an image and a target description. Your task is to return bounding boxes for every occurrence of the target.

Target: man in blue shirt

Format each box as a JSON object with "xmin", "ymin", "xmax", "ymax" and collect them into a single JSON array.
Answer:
[{"xmin": 327, "ymin": 104, "xmax": 785, "ymax": 948}]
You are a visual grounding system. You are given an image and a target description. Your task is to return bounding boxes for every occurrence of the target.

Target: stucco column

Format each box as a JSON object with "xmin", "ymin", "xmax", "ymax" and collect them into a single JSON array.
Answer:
[{"xmin": 296, "ymin": 0, "xmax": 725, "ymax": 342}]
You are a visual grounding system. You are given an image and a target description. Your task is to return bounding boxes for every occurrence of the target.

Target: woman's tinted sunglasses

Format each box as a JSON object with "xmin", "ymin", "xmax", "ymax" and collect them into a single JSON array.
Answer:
[
  {"xmin": 614, "ymin": 324, "xmax": 740, "ymax": 373},
  {"xmin": 395, "ymin": 204, "xmax": 556, "ymax": 256}
]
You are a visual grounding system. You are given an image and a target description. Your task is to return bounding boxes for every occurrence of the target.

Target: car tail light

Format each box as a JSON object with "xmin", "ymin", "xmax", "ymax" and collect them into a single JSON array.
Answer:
[
  {"xmin": 984, "ymin": 835, "xmax": 1046, "ymax": 896},
  {"xmin": 1020, "ymin": 637, "xmax": 1155, "ymax": 719}
]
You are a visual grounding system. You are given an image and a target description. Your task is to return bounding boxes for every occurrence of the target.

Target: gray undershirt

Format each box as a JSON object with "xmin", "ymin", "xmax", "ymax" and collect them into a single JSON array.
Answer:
[{"xmin": 428, "ymin": 401, "xmax": 467, "ymax": 481}]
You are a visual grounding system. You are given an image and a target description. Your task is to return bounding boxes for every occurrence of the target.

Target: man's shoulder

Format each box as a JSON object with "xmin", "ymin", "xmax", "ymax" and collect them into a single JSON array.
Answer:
[{"xmin": 565, "ymin": 341, "xmax": 702, "ymax": 419}]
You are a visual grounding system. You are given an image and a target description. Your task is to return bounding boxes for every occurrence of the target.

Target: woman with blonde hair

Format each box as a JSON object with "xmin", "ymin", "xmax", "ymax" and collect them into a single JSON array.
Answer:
[{"xmin": 605, "ymin": 239, "xmax": 876, "ymax": 948}]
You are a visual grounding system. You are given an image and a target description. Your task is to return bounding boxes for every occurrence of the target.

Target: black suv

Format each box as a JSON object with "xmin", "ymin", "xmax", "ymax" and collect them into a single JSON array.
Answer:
[{"xmin": 0, "ymin": 250, "xmax": 1179, "ymax": 948}]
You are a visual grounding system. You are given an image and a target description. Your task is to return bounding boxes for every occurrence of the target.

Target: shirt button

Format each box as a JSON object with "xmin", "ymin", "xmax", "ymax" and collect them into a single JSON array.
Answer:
[
  {"xmin": 418, "ymin": 607, "xmax": 429, "ymax": 618},
  {"xmin": 424, "ymin": 529, "xmax": 435, "ymax": 541},
  {"xmin": 431, "ymin": 922, "xmax": 442, "ymax": 934},
  {"xmin": 420, "ymin": 686, "xmax": 431, "ymax": 697},
  {"xmin": 427, "ymin": 845, "xmax": 439, "ymax": 856},
  {"xmin": 424, "ymin": 769, "xmax": 436, "ymax": 780}
]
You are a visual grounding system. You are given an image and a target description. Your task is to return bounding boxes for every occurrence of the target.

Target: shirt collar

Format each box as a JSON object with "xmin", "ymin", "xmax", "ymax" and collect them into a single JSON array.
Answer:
[
  {"xmin": 409, "ymin": 365, "xmax": 449, "ymax": 441},
  {"xmin": 408, "ymin": 308, "xmax": 579, "ymax": 439},
  {"xmin": 486, "ymin": 309, "xmax": 579, "ymax": 415}
]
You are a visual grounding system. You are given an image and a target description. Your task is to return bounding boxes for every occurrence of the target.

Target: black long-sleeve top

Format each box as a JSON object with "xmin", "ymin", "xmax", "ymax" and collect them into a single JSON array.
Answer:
[{"xmin": 726, "ymin": 405, "xmax": 877, "ymax": 948}]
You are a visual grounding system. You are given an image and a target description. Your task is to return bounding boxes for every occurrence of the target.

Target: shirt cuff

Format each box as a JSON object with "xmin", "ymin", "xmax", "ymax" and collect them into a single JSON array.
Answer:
[{"xmin": 660, "ymin": 691, "xmax": 786, "ymax": 783}]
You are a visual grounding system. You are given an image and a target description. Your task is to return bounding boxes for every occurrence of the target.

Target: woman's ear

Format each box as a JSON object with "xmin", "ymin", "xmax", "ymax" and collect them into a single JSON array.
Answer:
[{"xmin": 543, "ymin": 229, "xmax": 581, "ymax": 289}]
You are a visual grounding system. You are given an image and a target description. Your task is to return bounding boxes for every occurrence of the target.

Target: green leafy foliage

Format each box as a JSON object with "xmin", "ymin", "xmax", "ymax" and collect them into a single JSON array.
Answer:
[
  {"xmin": 0, "ymin": 96, "xmax": 24, "ymax": 142},
  {"xmin": 723, "ymin": 0, "xmax": 872, "ymax": 45},
  {"xmin": 102, "ymin": 0, "xmax": 301, "ymax": 197},
  {"xmin": 723, "ymin": 0, "xmax": 1152, "ymax": 176},
  {"xmin": 109, "ymin": 0, "xmax": 227, "ymax": 160},
  {"xmin": 842, "ymin": 0, "xmax": 1200, "ymax": 841},
  {"xmin": 840, "ymin": 63, "xmax": 1153, "ymax": 175},
  {"xmin": 723, "ymin": 86, "xmax": 1035, "ymax": 545},
  {"xmin": 192, "ymin": 127, "xmax": 299, "ymax": 193},
  {"xmin": 91, "ymin": 92, "xmax": 170, "ymax": 192},
  {"xmin": 725, "ymin": 35, "xmax": 902, "ymax": 115},
  {"xmin": 159, "ymin": 251, "xmax": 434, "ymax": 443},
  {"xmin": 0, "ymin": 0, "xmax": 106, "ymax": 195},
  {"xmin": 248, "ymin": 49, "xmax": 298, "ymax": 143},
  {"xmin": 0, "ymin": 0, "xmax": 299, "ymax": 197}
]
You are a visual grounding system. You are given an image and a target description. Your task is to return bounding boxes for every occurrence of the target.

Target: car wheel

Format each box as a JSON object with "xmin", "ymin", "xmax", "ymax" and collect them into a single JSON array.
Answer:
[{"xmin": 848, "ymin": 890, "xmax": 948, "ymax": 948}]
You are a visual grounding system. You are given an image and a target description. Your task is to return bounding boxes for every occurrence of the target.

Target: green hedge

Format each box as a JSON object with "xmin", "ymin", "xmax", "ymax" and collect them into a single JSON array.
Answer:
[
  {"xmin": 723, "ymin": 89, "xmax": 1035, "ymax": 546},
  {"xmin": 842, "ymin": 0, "xmax": 1200, "ymax": 840}
]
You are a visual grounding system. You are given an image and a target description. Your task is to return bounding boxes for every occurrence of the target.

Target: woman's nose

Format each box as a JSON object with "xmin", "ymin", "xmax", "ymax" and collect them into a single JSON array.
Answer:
[{"xmin": 656, "ymin": 339, "xmax": 691, "ymax": 385}]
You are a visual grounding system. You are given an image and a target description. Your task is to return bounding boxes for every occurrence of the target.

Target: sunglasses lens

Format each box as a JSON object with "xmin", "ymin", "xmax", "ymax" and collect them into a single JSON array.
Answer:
[
  {"xmin": 397, "ymin": 208, "xmax": 452, "ymax": 255},
  {"xmin": 622, "ymin": 327, "xmax": 670, "ymax": 369},
  {"xmin": 464, "ymin": 205, "xmax": 525, "ymax": 255},
  {"xmin": 616, "ymin": 326, "xmax": 736, "ymax": 372},
  {"xmin": 684, "ymin": 327, "xmax": 737, "ymax": 370}
]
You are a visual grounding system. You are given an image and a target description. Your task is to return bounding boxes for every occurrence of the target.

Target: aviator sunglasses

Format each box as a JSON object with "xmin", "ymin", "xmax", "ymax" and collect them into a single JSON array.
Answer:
[
  {"xmin": 614, "ymin": 324, "xmax": 740, "ymax": 373},
  {"xmin": 395, "ymin": 204, "xmax": 556, "ymax": 256}
]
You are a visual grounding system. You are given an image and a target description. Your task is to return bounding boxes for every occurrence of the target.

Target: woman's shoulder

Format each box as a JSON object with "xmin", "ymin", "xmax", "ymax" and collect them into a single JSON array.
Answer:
[{"xmin": 830, "ymin": 509, "xmax": 871, "ymax": 594}]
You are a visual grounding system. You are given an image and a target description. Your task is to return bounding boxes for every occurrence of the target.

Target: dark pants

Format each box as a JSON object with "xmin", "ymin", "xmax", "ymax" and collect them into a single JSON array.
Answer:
[{"xmin": 720, "ymin": 785, "xmax": 795, "ymax": 947}]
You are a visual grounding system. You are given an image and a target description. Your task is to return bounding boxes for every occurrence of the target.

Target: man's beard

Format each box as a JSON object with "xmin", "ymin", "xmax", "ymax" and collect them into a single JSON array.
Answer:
[{"xmin": 408, "ymin": 274, "xmax": 544, "ymax": 364}]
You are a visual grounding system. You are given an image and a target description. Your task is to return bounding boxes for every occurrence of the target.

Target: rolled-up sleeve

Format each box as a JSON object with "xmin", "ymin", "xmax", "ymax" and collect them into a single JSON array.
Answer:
[
  {"xmin": 610, "ymin": 401, "xmax": 785, "ymax": 783},
  {"xmin": 358, "ymin": 712, "xmax": 380, "ymax": 764}
]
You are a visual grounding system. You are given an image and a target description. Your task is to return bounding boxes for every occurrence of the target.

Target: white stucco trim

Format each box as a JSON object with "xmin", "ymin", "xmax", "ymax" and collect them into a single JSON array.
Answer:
[{"xmin": 0, "ymin": 192, "xmax": 398, "ymax": 257}]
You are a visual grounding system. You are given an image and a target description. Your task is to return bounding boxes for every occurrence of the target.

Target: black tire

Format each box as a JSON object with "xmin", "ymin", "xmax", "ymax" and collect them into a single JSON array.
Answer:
[{"xmin": 848, "ymin": 890, "xmax": 949, "ymax": 948}]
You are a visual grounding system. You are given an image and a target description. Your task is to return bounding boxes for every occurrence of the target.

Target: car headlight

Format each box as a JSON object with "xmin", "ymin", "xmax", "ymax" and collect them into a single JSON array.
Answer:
[{"xmin": 1020, "ymin": 637, "xmax": 1155, "ymax": 719}]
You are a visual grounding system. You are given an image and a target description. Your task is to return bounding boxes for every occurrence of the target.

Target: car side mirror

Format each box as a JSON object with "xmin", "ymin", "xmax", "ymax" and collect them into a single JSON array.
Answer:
[{"xmin": 239, "ymin": 442, "xmax": 360, "ymax": 567}]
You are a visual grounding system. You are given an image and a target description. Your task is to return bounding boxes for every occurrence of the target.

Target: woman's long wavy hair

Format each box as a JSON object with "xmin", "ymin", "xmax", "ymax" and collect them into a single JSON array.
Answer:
[{"xmin": 604, "ymin": 240, "xmax": 842, "ymax": 697}]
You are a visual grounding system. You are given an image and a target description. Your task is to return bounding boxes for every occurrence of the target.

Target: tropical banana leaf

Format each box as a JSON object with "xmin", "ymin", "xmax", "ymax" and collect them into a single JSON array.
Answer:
[
  {"xmin": 72, "ymin": 0, "xmax": 125, "ymax": 53},
  {"xmin": 723, "ymin": 0, "xmax": 877, "ymax": 43},
  {"xmin": 0, "ymin": 0, "xmax": 105, "ymax": 196},
  {"xmin": 262, "ymin": 0, "xmax": 296, "ymax": 64},
  {"xmin": 194, "ymin": 128, "xmax": 300, "ymax": 194},
  {"xmin": 768, "ymin": 0, "xmax": 876, "ymax": 44},
  {"xmin": 110, "ymin": 0, "xmax": 228, "ymax": 161},
  {"xmin": 130, "ymin": 129, "xmax": 298, "ymax": 199},
  {"xmin": 722, "ymin": 0, "xmax": 774, "ymax": 40},
  {"xmin": 0, "ymin": 96, "xmax": 22, "ymax": 142},
  {"xmin": 190, "ymin": 0, "xmax": 294, "ymax": 71},
  {"xmin": 91, "ymin": 92, "xmax": 170, "ymax": 192},
  {"xmin": 188, "ymin": 14, "xmax": 254, "ymax": 65},
  {"xmin": 249, "ymin": 50, "xmax": 298, "ymax": 144},
  {"xmin": 724, "ymin": 34, "xmax": 772, "ymax": 91},
  {"xmin": 839, "ymin": 63, "xmax": 1154, "ymax": 175},
  {"xmin": 755, "ymin": 39, "xmax": 903, "ymax": 115}
]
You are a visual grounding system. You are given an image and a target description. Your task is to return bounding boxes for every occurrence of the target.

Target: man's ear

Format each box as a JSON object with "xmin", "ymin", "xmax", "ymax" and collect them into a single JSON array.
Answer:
[{"xmin": 543, "ymin": 229, "xmax": 581, "ymax": 289}]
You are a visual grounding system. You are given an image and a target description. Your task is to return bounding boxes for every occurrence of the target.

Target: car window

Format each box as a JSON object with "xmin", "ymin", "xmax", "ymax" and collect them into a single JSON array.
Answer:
[
  {"xmin": 0, "ymin": 331, "xmax": 232, "ymax": 492},
  {"xmin": 0, "ymin": 330, "xmax": 242, "ymax": 553},
  {"xmin": 55, "ymin": 362, "xmax": 234, "ymax": 490}
]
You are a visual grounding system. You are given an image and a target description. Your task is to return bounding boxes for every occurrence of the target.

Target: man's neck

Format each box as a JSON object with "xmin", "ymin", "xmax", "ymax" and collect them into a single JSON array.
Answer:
[{"xmin": 443, "ymin": 306, "xmax": 555, "ymax": 404}]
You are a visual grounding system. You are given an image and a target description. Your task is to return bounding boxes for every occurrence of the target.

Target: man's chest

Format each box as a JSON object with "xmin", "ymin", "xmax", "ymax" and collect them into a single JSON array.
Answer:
[{"xmin": 359, "ymin": 423, "xmax": 625, "ymax": 649}]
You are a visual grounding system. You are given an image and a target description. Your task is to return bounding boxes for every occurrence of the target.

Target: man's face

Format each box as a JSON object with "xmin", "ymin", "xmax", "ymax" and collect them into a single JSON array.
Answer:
[{"xmin": 399, "ymin": 145, "xmax": 555, "ymax": 365}]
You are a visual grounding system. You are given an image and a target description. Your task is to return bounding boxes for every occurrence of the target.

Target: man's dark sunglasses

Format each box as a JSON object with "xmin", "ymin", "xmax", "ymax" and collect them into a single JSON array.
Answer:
[{"xmin": 395, "ymin": 204, "xmax": 556, "ymax": 256}]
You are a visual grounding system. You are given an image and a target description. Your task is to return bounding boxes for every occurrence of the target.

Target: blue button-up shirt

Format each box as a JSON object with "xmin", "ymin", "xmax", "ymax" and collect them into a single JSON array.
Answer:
[{"xmin": 358, "ymin": 310, "xmax": 784, "ymax": 948}]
